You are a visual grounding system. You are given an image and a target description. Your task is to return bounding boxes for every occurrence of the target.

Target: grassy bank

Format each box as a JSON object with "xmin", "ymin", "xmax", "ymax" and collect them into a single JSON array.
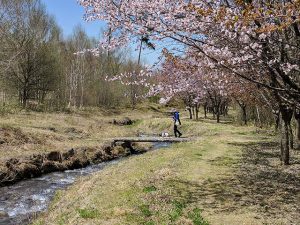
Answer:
[
  {"xmin": 0, "ymin": 107, "xmax": 169, "ymax": 161},
  {"xmin": 32, "ymin": 112, "xmax": 300, "ymax": 225}
]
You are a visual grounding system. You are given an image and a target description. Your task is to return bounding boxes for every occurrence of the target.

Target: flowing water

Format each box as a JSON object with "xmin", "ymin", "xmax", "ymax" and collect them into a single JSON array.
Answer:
[{"xmin": 0, "ymin": 141, "xmax": 171, "ymax": 225}]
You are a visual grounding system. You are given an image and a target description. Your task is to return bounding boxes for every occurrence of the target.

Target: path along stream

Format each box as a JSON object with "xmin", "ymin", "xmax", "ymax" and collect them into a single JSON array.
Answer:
[{"xmin": 0, "ymin": 141, "xmax": 171, "ymax": 225}]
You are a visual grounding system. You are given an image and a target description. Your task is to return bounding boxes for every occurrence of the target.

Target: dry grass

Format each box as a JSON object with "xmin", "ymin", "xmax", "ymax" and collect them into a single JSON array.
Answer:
[
  {"xmin": 0, "ymin": 107, "xmax": 171, "ymax": 161},
  {"xmin": 31, "ymin": 111, "xmax": 300, "ymax": 225}
]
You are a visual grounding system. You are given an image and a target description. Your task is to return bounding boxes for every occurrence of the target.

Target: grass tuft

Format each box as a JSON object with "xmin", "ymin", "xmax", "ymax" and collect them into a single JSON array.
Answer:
[
  {"xmin": 143, "ymin": 185, "xmax": 157, "ymax": 193},
  {"xmin": 169, "ymin": 200, "xmax": 185, "ymax": 222},
  {"xmin": 139, "ymin": 204, "xmax": 152, "ymax": 217},
  {"xmin": 77, "ymin": 208, "xmax": 99, "ymax": 219},
  {"xmin": 188, "ymin": 208, "xmax": 210, "ymax": 225}
]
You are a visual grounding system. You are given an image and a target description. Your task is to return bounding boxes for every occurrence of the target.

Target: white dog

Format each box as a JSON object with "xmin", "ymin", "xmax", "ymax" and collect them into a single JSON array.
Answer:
[{"xmin": 161, "ymin": 132, "xmax": 169, "ymax": 137}]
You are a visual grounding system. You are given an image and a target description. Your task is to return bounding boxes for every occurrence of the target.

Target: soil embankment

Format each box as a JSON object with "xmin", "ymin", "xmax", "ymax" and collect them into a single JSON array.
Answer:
[{"xmin": 0, "ymin": 141, "xmax": 145, "ymax": 187}]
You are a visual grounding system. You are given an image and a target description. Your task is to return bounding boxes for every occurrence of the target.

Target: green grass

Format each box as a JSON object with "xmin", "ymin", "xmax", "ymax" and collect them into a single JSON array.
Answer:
[
  {"xmin": 139, "ymin": 204, "xmax": 152, "ymax": 217},
  {"xmin": 188, "ymin": 208, "xmax": 210, "ymax": 225},
  {"xmin": 77, "ymin": 208, "xmax": 99, "ymax": 219},
  {"xmin": 143, "ymin": 186, "xmax": 157, "ymax": 193},
  {"xmin": 168, "ymin": 200, "xmax": 185, "ymax": 222}
]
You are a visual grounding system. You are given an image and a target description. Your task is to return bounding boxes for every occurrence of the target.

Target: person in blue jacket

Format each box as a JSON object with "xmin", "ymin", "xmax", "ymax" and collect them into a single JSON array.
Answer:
[{"xmin": 173, "ymin": 110, "xmax": 182, "ymax": 137}]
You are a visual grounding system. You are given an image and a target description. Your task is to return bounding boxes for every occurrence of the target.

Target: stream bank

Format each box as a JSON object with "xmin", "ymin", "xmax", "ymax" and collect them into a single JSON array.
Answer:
[
  {"xmin": 0, "ymin": 141, "xmax": 171, "ymax": 225},
  {"xmin": 0, "ymin": 141, "xmax": 147, "ymax": 187}
]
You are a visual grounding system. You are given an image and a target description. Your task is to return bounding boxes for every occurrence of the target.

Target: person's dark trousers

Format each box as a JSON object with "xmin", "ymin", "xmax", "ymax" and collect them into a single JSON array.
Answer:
[{"xmin": 174, "ymin": 125, "xmax": 182, "ymax": 137}]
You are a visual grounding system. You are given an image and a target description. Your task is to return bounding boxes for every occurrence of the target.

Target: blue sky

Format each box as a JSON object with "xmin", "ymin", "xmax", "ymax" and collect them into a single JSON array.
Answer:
[{"xmin": 41, "ymin": 0, "xmax": 160, "ymax": 66}]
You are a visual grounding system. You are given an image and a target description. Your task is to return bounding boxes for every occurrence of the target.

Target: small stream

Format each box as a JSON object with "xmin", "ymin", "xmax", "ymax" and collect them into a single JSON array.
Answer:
[{"xmin": 0, "ymin": 141, "xmax": 171, "ymax": 225}]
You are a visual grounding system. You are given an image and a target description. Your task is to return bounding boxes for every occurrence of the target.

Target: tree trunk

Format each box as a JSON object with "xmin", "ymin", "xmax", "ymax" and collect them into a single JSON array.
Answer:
[
  {"xmin": 222, "ymin": 104, "xmax": 227, "ymax": 116},
  {"xmin": 241, "ymin": 105, "xmax": 247, "ymax": 125},
  {"xmin": 256, "ymin": 106, "xmax": 261, "ymax": 128},
  {"xmin": 281, "ymin": 120, "xmax": 290, "ymax": 165},
  {"xmin": 204, "ymin": 103, "xmax": 207, "ymax": 118},
  {"xmin": 295, "ymin": 109, "xmax": 300, "ymax": 150},
  {"xmin": 273, "ymin": 110, "xmax": 280, "ymax": 132},
  {"xmin": 236, "ymin": 100, "xmax": 247, "ymax": 125},
  {"xmin": 68, "ymin": 69, "xmax": 74, "ymax": 108},
  {"xmin": 22, "ymin": 89, "xmax": 28, "ymax": 108},
  {"xmin": 195, "ymin": 104, "xmax": 199, "ymax": 121},
  {"xmin": 280, "ymin": 106, "xmax": 293, "ymax": 165},
  {"xmin": 215, "ymin": 100, "xmax": 221, "ymax": 123},
  {"xmin": 216, "ymin": 102, "xmax": 220, "ymax": 123},
  {"xmin": 289, "ymin": 124, "xmax": 294, "ymax": 150},
  {"xmin": 187, "ymin": 107, "xmax": 192, "ymax": 119},
  {"xmin": 68, "ymin": 86, "xmax": 72, "ymax": 108},
  {"xmin": 192, "ymin": 106, "xmax": 195, "ymax": 118},
  {"xmin": 80, "ymin": 74, "xmax": 84, "ymax": 108}
]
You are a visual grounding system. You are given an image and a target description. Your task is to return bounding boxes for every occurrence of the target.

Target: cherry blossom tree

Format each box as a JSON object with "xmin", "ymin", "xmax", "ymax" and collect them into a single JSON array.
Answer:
[
  {"xmin": 78, "ymin": 0, "xmax": 299, "ymax": 99},
  {"xmin": 148, "ymin": 50, "xmax": 233, "ymax": 123},
  {"xmin": 78, "ymin": 0, "xmax": 300, "ymax": 164}
]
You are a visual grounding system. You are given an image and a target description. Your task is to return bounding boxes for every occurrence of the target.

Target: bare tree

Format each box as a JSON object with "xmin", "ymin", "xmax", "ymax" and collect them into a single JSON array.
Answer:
[{"xmin": 0, "ymin": 0, "xmax": 61, "ymax": 108}]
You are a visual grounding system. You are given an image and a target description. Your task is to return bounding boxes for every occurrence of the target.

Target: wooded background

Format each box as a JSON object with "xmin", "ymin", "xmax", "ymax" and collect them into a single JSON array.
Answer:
[{"xmin": 0, "ymin": 0, "xmax": 144, "ymax": 112}]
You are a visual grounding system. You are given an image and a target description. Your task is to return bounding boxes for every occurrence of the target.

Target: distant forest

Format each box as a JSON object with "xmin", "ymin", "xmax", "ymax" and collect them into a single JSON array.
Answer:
[{"xmin": 0, "ymin": 0, "xmax": 145, "ymax": 111}]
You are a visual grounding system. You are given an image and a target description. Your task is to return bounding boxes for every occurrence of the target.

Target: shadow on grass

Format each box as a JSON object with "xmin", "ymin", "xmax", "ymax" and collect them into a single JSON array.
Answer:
[{"xmin": 166, "ymin": 141, "xmax": 300, "ymax": 222}]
